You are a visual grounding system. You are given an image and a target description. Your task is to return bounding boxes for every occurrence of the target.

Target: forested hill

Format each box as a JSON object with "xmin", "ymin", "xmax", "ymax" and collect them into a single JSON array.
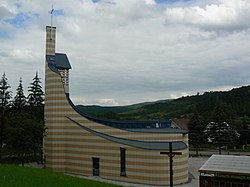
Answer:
[{"xmin": 76, "ymin": 85, "xmax": 250, "ymax": 122}]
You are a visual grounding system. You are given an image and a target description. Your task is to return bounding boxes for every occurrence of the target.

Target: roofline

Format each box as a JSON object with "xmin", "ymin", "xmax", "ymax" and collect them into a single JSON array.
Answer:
[
  {"xmin": 66, "ymin": 94, "xmax": 189, "ymax": 133},
  {"xmin": 66, "ymin": 116, "xmax": 188, "ymax": 150},
  {"xmin": 199, "ymin": 169, "xmax": 250, "ymax": 176}
]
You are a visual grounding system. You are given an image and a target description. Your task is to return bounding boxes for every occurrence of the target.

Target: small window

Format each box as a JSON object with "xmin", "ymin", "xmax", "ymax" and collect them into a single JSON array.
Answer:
[{"xmin": 120, "ymin": 148, "xmax": 126, "ymax": 176}]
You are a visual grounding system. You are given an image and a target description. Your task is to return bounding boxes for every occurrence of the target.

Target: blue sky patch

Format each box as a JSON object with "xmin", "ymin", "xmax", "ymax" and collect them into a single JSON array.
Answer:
[
  {"xmin": 48, "ymin": 9, "xmax": 65, "ymax": 16},
  {"xmin": 92, "ymin": 0, "xmax": 101, "ymax": 3},
  {"xmin": 4, "ymin": 13, "xmax": 30, "ymax": 28},
  {"xmin": 0, "ymin": 30, "xmax": 9, "ymax": 38},
  {"xmin": 15, "ymin": 3, "xmax": 22, "ymax": 8}
]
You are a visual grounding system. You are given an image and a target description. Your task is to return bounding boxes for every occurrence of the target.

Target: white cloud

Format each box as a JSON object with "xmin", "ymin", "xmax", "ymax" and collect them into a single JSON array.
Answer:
[
  {"xmin": 1, "ymin": 0, "xmax": 250, "ymax": 106},
  {"xmin": 98, "ymin": 98, "xmax": 119, "ymax": 106},
  {"xmin": 165, "ymin": 0, "xmax": 250, "ymax": 30},
  {"xmin": 144, "ymin": 0, "xmax": 155, "ymax": 5}
]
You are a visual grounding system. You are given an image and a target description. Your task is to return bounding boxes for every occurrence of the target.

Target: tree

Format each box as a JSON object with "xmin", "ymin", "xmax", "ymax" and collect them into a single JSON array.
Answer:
[
  {"xmin": 188, "ymin": 108, "xmax": 206, "ymax": 156},
  {"xmin": 0, "ymin": 73, "xmax": 12, "ymax": 109},
  {"xmin": 13, "ymin": 77, "xmax": 26, "ymax": 111},
  {"xmin": 205, "ymin": 101, "xmax": 239, "ymax": 154},
  {"xmin": 0, "ymin": 73, "xmax": 12, "ymax": 159},
  {"xmin": 238, "ymin": 117, "xmax": 250, "ymax": 148},
  {"xmin": 27, "ymin": 72, "xmax": 44, "ymax": 120},
  {"xmin": 27, "ymin": 72, "xmax": 44, "ymax": 107},
  {"xmin": 5, "ymin": 112, "xmax": 46, "ymax": 166}
]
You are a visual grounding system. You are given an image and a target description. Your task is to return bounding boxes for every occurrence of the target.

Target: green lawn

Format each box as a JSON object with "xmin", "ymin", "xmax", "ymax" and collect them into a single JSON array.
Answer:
[{"xmin": 0, "ymin": 164, "xmax": 122, "ymax": 187}]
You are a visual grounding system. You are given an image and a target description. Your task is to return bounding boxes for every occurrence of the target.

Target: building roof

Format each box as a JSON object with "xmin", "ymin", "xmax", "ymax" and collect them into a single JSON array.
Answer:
[
  {"xmin": 46, "ymin": 53, "xmax": 71, "ymax": 70},
  {"xmin": 199, "ymin": 154, "xmax": 250, "ymax": 176},
  {"xmin": 66, "ymin": 95, "xmax": 187, "ymax": 133},
  {"xmin": 66, "ymin": 116, "xmax": 188, "ymax": 151},
  {"xmin": 172, "ymin": 118, "xmax": 189, "ymax": 130}
]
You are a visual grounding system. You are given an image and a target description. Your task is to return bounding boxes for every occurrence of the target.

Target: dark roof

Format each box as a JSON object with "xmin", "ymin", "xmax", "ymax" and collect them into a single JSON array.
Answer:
[
  {"xmin": 172, "ymin": 118, "xmax": 189, "ymax": 130},
  {"xmin": 46, "ymin": 53, "xmax": 71, "ymax": 70},
  {"xmin": 66, "ymin": 116, "xmax": 188, "ymax": 150},
  {"xmin": 199, "ymin": 155, "xmax": 250, "ymax": 176}
]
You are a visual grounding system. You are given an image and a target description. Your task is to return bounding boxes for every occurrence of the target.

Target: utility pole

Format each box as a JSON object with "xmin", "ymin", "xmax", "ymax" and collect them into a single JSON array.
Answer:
[{"xmin": 160, "ymin": 142, "xmax": 182, "ymax": 187}]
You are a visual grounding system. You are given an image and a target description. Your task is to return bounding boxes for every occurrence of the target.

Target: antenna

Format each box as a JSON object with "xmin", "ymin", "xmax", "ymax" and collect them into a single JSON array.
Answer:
[{"xmin": 50, "ymin": 5, "xmax": 54, "ymax": 40}]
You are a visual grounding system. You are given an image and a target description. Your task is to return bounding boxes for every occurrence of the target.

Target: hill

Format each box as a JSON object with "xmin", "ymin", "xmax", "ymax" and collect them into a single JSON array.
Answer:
[{"xmin": 76, "ymin": 85, "xmax": 250, "ymax": 122}]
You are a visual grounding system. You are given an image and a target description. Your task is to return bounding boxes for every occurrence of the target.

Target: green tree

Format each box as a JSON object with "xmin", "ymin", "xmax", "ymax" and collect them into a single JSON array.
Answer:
[
  {"xmin": 238, "ymin": 117, "xmax": 250, "ymax": 148},
  {"xmin": 13, "ymin": 77, "xmax": 26, "ymax": 112},
  {"xmin": 5, "ymin": 112, "xmax": 46, "ymax": 166},
  {"xmin": 27, "ymin": 72, "xmax": 44, "ymax": 107},
  {"xmin": 188, "ymin": 108, "xmax": 206, "ymax": 156},
  {"xmin": 206, "ymin": 101, "xmax": 239, "ymax": 154},
  {"xmin": 0, "ymin": 73, "xmax": 12, "ymax": 108},
  {"xmin": 27, "ymin": 72, "xmax": 44, "ymax": 120},
  {"xmin": 0, "ymin": 73, "xmax": 12, "ymax": 159}
]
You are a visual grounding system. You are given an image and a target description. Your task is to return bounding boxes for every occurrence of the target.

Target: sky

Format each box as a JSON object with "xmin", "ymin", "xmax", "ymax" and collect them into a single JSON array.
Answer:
[{"xmin": 0, "ymin": 0, "xmax": 250, "ymax": 106}]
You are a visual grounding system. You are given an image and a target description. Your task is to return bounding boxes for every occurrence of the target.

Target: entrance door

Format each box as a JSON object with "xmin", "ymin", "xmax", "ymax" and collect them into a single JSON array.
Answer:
[{"xmin": 92, "ymin": 157, "xmax": 100, "ymax": 176}]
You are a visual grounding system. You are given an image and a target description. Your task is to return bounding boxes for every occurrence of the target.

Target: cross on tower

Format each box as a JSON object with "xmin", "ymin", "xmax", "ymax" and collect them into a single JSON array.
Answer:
[
  {"xmin": 50, "ymin": 5, "xmax": 54, "ymax": 40},
  {"xmin": 50, "ymin": 5, "xmax": 54, "ymax": 27},
  {"xmin": 160, "ymin": 142, "xmax": 182, "ymax": 187}
]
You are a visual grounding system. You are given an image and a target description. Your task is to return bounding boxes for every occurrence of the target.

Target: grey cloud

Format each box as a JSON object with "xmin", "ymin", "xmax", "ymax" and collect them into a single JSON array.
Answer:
[
  {"xmin": 0, "ymin": 51, "xmax": 9, "ymax": 57},
  {"xmin": 0, "ymin": 5, "xmax": 14, "ymax": 20},
  {"xmin": 1, "ymin": 0, "xmax": 250, "ymax": 106}
]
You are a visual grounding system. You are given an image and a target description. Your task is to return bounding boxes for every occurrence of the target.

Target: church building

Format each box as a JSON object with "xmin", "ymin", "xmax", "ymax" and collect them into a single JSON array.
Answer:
[{"xmin": 44, "ymin": 25, "xmax": 189, "ymax": 186}]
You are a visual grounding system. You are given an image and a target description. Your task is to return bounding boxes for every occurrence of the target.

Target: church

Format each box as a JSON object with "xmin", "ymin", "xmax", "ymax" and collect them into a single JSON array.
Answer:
[{"xmin": 44, "ymin": 25, "xmax": 189, "ymax": 186}]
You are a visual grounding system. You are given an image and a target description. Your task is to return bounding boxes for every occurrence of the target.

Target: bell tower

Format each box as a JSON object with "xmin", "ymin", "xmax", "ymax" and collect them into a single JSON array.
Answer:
[{"xmin": 45, "ymin": 26, "xmax": 56, "ymax": 56}]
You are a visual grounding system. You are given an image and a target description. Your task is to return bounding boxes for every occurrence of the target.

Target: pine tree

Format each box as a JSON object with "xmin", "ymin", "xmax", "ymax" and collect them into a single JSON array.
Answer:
[
  {"xmin": 205, "ymin": 101, "xmax": 239, "ymax": 154},
  {"xmin": 0, "ymin": 72, "xmax": 12, "ymax": 159},
  {"xmin": 28, "ymin": 72, "xmax": 44, "ymax": 107},
  {"xmin": 13, "ymin": 77, "xmax": 26, "ymax": 111},
  {"xmin": 188, "ymin": 107, "xmax": 206, "ymax": 156},
  {"xmin": 5, "ymin": 112, "xmax": 46, "ymax": 166},
  {"xmin": 0, "ymin": 73, "xmax": 12, "ymax": 109}
]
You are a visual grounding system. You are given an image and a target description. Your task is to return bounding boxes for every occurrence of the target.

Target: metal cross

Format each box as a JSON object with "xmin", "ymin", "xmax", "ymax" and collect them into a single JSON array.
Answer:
[{"xmin": 160, "ymin": 142, "xmax": 182, "ymax": 187}]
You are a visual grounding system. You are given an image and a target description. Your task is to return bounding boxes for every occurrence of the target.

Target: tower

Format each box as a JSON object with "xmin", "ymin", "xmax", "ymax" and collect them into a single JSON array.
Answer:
[{"xmin": 45, "ymin": 26, "xmax": 71, "ymax": 94}]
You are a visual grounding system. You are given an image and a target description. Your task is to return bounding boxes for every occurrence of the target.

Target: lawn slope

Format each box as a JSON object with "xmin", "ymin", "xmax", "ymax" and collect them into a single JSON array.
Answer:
[{"xmin": 0, "ymin": 164, "xmax": 121, "ymax": 187}]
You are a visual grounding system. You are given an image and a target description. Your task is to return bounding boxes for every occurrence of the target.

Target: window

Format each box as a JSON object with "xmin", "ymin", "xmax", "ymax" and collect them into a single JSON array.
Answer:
[
  {"xmin": 92, "ymin": 157, "xmax": 100, "ymax": 176},
  {"xmin": 120, "ymin": 148, "xmax": 126, "ymax": 176}
]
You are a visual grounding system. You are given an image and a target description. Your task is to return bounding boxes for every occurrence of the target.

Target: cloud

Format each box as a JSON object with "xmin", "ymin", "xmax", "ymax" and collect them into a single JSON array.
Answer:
[
  {"xmin": 1, "ymin": 0, "xmax": 250, "ymax": 106},
  {"xmin": 164, "ymin": 0, "xmax": 250, "ymax": 31},
  {"xmin": 98, "ymin": 98, "xmax": 119, "ymax": 106},
  {"xmin": 0, "ymin": 5, "xmax": 14, "ymax": 19}
]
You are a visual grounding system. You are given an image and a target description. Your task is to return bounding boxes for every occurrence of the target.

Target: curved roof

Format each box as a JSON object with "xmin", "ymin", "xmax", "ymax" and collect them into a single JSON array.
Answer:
[
  {"xmin": 66, "ymin": 94, "xmax": 187, "ymax": 133},
  {"xmin": 46, "ymin": 54, "xmax": 188, "ymax": 134},
  {"xmin": 66, "ymin": 116, "xmax": 187, "ymax": 150}
]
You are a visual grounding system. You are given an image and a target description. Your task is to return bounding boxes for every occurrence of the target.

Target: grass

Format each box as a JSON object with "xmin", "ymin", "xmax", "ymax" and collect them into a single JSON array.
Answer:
[{"xmin": 0, "ymin": 164, "xmax": 122, "ymax": 187}]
